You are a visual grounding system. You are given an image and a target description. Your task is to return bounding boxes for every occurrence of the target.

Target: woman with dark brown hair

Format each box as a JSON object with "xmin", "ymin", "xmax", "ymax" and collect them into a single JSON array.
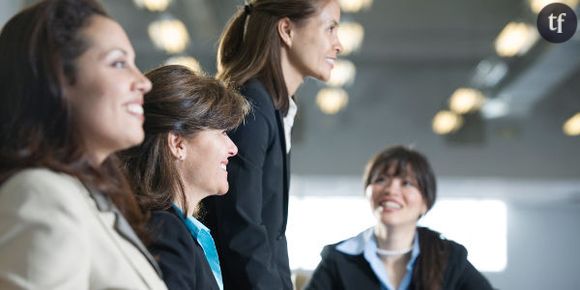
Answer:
[
  {"xmin": 0, "ymin": 0, "xmax": 166, "ymax": 289},
  {"xmin": 202, "ymin": 1, "xmax": 343, "ymax": 289},
  {"xmin": 305, "ymin": 146, "xmax": 493, "ymax": 290},
  {"xmin": 120, "ymin": 65, "xmax": 250, "ymax": 290}
]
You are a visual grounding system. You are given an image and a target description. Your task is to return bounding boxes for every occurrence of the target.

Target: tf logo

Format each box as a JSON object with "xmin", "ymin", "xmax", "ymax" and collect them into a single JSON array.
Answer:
[{"xmin": 537, "ymin": 3, "xmax": 578, "ymax": 43}]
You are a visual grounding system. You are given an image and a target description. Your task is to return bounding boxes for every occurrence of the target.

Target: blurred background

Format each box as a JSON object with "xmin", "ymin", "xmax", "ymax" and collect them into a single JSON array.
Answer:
[{"xmin": 2, "ymin": 0, "xmax": 580, "ymax": 289}]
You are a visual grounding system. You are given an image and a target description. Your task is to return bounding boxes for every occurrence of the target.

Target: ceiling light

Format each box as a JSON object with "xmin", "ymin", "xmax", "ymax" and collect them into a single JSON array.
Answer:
[
  {"xmin": 432, "ymin": 111, "xmax": 463, "ymax": 135},
  {"xmin": 148, "ymin": 18, "xmax": 190, "ymax": 53},
  {"xmin": 449, "ymin": 88, "xmax": 486, "ymax": 114},
  {"xmin": 563, "ymin": 113, "xmax": 580, "ymax": 136},
  {"xmin": 133, "ymin": 0, "xmax": 172, "ymax": 12},
  {"xmin": 494, "ymin": 22, "xmax": 539, "ymax": 57},
  {"xmin": 339, "ymin": 0, "xmax": 373, "ymax": 13},
  {"xmin": 165, "ymin": 56, "xmax": 202, "ymax": 73},
  {"xmin": 529, "ymin": 0, "xmax": 578, "ymax": 14},
  {"xmin": 327, "ymin": 59, "xmax": 356, "ymax": 87},
  {"xmin": 316, "ymin": 88, "xmax": 349, "ymax": 115},
  {"xmin": 338, "ymin": 21, "xmax": 364, "ymax": 55}
]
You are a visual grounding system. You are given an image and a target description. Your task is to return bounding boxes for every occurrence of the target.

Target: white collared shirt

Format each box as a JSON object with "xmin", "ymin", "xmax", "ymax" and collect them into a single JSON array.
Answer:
[
  {"xmin": 282, "ymin": 98, "xmax": 297, "ymax": 153},
  {"xmin": 336, "ymin": 228, "xmax": 421, "ymax": 290}
]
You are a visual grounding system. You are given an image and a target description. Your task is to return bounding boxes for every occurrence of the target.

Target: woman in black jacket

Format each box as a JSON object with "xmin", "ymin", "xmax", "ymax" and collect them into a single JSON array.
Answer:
[
  {"xmin": 305, "ymin": 146, "xmax": 493, "ymax": 290},
  {"xmin": 120, "ymin": 65, "xmax": 250, "ymax": 290},
  {"xmin": 202, "ymin": 1, "xmax": 343, "ymax": 290}
]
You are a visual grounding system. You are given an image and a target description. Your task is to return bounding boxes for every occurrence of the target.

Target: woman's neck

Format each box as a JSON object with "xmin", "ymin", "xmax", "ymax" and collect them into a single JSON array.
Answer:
[
  {"xmin": 280, "ymin": 49, "xmax": 304, "ymax": 97},
  {"xmin": 174, "ymin": 187, "xmax": 204, "ymax": 217},
  {"xmin": 374, "ymin": 223, "xmax": 416, "ymax": 253}
]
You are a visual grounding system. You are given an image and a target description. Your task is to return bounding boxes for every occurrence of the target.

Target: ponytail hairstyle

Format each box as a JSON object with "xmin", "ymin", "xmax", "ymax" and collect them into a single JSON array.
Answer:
[{"xmin": 216, "ymin": 0, "xmax": 329, "ymax": 115}]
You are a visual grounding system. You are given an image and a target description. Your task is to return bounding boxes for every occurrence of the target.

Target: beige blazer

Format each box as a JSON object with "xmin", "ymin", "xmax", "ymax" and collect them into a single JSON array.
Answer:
[{"xmin": 0, "ymin": 168, "xmax": 168, "ymax": 290}]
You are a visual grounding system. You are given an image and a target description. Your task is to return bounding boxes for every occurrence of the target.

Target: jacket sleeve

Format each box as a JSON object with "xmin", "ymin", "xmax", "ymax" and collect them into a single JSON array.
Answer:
[
  {"xmin": 304, "ymin": 246, "xmax": 340, "ymax": 290},
  {"xmin": 457, "ymin": 260, "xmax": 494, "ymax": 290},
  {"xmin": 0, "ymin": 171, "xmax": 91, "ymax": 289},
  {"xmin": 213, "ymin": 108, "xmax": 284, "ymax": 290},
  {"xmin": 148, "ymin": 212, "xmax": 198, "ymax": 290}
]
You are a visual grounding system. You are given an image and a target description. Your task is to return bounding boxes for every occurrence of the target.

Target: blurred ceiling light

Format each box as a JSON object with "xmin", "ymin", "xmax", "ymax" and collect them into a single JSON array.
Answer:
[
  {"xmin": 148, "ymin": 18, "xmax": 189, "ymax": 53},
  {"xmin": 494, "ymin": 22, "xmax": 539, "ymax": 58},
  {"xmin": 449, "ymin": 88, "xmax": 486, "ymax": 114},
  {"xmin": 134, "ymin": 0, "xmax": 172, "ymax": 12},
  {"xmin": 338, "ymin": 21, "xmax": 364, "ymax": 55},
  {"xmin": 472, "ymin": 59, "xmax": 508, "ymax": 88},
  {"xmin": 481, "ymin": 98, "xmax": 509, "ymax": 119},
  {"xmin": 339, "ymin": 0, "xmax": 373, "ymax": 13},
  {"xmin": 432, "ymin": 111, "xmax": 463, "ymax": 135},
  {"xmin": 327, "ymin": 59, "xmax": 356, "ymax": 87},
  {"xmin": 563, "ymin": 113, "xmax": 580, "ymax": 136},
  {"xmin": 165, "ymin": 56, "xmax": 202, "ymax": 73},
  {"xmin": 529, "ymin": 0, "xmax": 578, "ymax": 14},
  {"xmin": 316, "ymin": 88, "xmax": 349, "ymax": 115}
]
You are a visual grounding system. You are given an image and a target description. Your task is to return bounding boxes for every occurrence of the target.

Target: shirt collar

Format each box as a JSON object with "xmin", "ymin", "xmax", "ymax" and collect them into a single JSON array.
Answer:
[
  {"xmin": 336, "ymin": 227, "xmax": 420, "ymax": 257},
  {"xmin": 171, "ymin": 204, "xmax": 210, "ymax": 236}
]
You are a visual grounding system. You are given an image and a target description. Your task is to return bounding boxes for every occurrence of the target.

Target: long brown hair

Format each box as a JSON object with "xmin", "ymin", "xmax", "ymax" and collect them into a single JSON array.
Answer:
[
  {"xmin": 0, "ymin": 0, "xmax": 148, "ymax": 238},
  {"xmin": 363, "ymin": 146, "xmax": 447, "ymax": 290},
  {"xmin": 216, "ymin": 0, "xmax": 329, "ymax": 115},
  {"xmin": 120, "ymin": 65, "xmax": 250, "ymax": 216}
]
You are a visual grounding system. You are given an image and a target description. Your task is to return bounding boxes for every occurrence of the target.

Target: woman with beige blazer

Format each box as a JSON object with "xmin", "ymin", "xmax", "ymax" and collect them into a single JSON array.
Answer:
[{"xmin": 0, "ymin": 0, "xmax": 167, "ymax": 289}]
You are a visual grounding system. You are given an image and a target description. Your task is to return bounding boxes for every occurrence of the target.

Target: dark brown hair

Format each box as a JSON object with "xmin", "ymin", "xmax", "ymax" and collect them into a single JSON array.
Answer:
[
  {"xmin": 363, "ymin": 146, "xmax": 446, "ymax": 290},
  {"xmin": 0, "ymin": 0, "xmax": 148, "ymax": 238},
  {"xmin": 216, "ymin": 0, "xmax": 329, "ymax": 115},
  {"xmin": 120, "ymin": 65, "xmax": 250, "ymax": 215}
]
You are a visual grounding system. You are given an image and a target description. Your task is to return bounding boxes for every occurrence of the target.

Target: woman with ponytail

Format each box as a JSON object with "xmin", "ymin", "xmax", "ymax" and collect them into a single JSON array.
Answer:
[
  {"xmin": 305, "ymin": 146, "xmax": 493, "ymax": 290},
  {"xmin": 201, "ymin": 1, "xmax": 343, "ymax": 290}
]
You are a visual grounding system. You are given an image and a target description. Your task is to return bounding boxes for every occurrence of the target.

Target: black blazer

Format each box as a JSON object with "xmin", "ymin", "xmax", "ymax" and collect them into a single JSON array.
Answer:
[
  {"xmin": 148, "ymin": 207, "xmax": 220, "ymax": 290},
  {"xmin": 305, "ymin": 228, "xmax": 493, "ymax": 290},
  {"xmin": 202, "ymin": 79, "xmax": 292, "ymax": 290}
]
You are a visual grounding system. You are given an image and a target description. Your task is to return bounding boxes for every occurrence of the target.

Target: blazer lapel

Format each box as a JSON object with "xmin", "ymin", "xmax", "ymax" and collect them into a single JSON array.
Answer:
[
  {"xmin": 274, "ymin": 109, "xmax": 290, "ymax": 234},
  {"xmin": 85, "ymin": 186, "xmax": 163, "ymax": 276}
]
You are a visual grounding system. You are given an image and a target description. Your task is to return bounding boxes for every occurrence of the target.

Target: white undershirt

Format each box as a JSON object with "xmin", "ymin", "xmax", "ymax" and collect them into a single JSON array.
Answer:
[{"xmin": 282, "ymin": 98, "xmax": 297, "ymax": 153}]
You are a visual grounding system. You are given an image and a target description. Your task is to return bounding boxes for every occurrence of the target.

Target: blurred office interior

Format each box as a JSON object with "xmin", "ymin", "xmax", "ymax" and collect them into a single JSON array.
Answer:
[{"xmin": 2, "ymin": 0, "xmax": 579, "ymax": 289}]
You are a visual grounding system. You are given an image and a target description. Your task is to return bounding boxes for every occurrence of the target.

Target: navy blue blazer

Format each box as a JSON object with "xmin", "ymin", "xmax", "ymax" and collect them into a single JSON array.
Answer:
[
  {"xmin": 148, "ymin": 207, "xmax": 220, "ymax": 290},
  {"xmin": 305, "ymin": 228, "xmax": 494, "ymax": 290},
  {"xmin": 202, "ymin": 79, "xmax": 292, "ymax": 290}
]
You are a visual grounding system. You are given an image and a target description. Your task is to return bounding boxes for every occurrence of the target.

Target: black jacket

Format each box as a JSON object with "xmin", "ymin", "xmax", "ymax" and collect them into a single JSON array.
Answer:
[
  {"xmin": 148, "ymin": 207, "xmax": 220, "ymax": 290},
  {"xmin": 202, "ymin": 79, "xmax": 292, "ymax": 290},
  {"xmin": 305, "ymin": 228, "xmax": 493, "ymax": 290}
]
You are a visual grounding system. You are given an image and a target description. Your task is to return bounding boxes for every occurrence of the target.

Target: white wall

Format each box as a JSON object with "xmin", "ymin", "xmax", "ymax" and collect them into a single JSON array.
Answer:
[
  {"xmin": 485, "ymin": 203, "xmax": 580, "ymax": 290},
  {"xmin": 0, "ymin": 1, "xmax": 21, "ymax": 28}
]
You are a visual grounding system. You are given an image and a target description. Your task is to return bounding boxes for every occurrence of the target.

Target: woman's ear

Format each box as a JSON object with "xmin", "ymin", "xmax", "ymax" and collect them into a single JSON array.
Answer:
[
  {"xmin": 167, "ymin": 132, "xmax": 186, "ymax": 161},
  {"xmin": 277, "ymin": 17, "xmax": 294, "ymax": 47}
]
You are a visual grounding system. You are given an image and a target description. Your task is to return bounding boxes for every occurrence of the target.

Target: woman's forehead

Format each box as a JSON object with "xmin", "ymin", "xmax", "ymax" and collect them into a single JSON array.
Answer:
[{"xmin": 374, "ymin": 160, "xmax": 416, "ymax": 178}]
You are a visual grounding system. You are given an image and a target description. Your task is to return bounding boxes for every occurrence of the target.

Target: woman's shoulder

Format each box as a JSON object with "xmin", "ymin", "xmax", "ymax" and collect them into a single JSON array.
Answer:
[
  {"xmin": 240, "ymin": 79, "xmax": 276, "ymax": 113},
  {"xmin": 418, "ymin": 227, "xmax": 468, "ymax": 256},
  {"xmin": 149, "ymin": 209, "xmax": 187, "ymax": 234},
  {"xmin": 2, "ymin": 167, "xmax": 79, "ymax": 185},
  {"xmin": 0, "ymin": 168, "xmax": 86, "ymax": 202},
  {"xmin": 321, "ymin": 228, "xmax": 373, "ymax": 260}
]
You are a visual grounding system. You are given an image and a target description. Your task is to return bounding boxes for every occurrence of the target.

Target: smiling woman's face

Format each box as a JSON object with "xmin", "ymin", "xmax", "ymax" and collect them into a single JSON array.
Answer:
[
  {"xmin": 285, "ymin": 0, "xmax": 343, "ymax": 82},
  {"xmin": 63, "ymin": 15, "xmax": 152, "ymax": 165},
  {"xmin": 366, "ymin": 165, "xmax": 428, "ymax": 228}
]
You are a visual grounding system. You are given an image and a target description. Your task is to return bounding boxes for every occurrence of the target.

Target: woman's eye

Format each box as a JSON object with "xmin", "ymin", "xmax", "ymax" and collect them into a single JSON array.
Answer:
[
  {"xmin": 112, "ymin": 60, "xmax": 127, "ymax": 69},
  {"xmin": 373, "ymin": 177, "xmax": 386, "ymax": 184}
]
